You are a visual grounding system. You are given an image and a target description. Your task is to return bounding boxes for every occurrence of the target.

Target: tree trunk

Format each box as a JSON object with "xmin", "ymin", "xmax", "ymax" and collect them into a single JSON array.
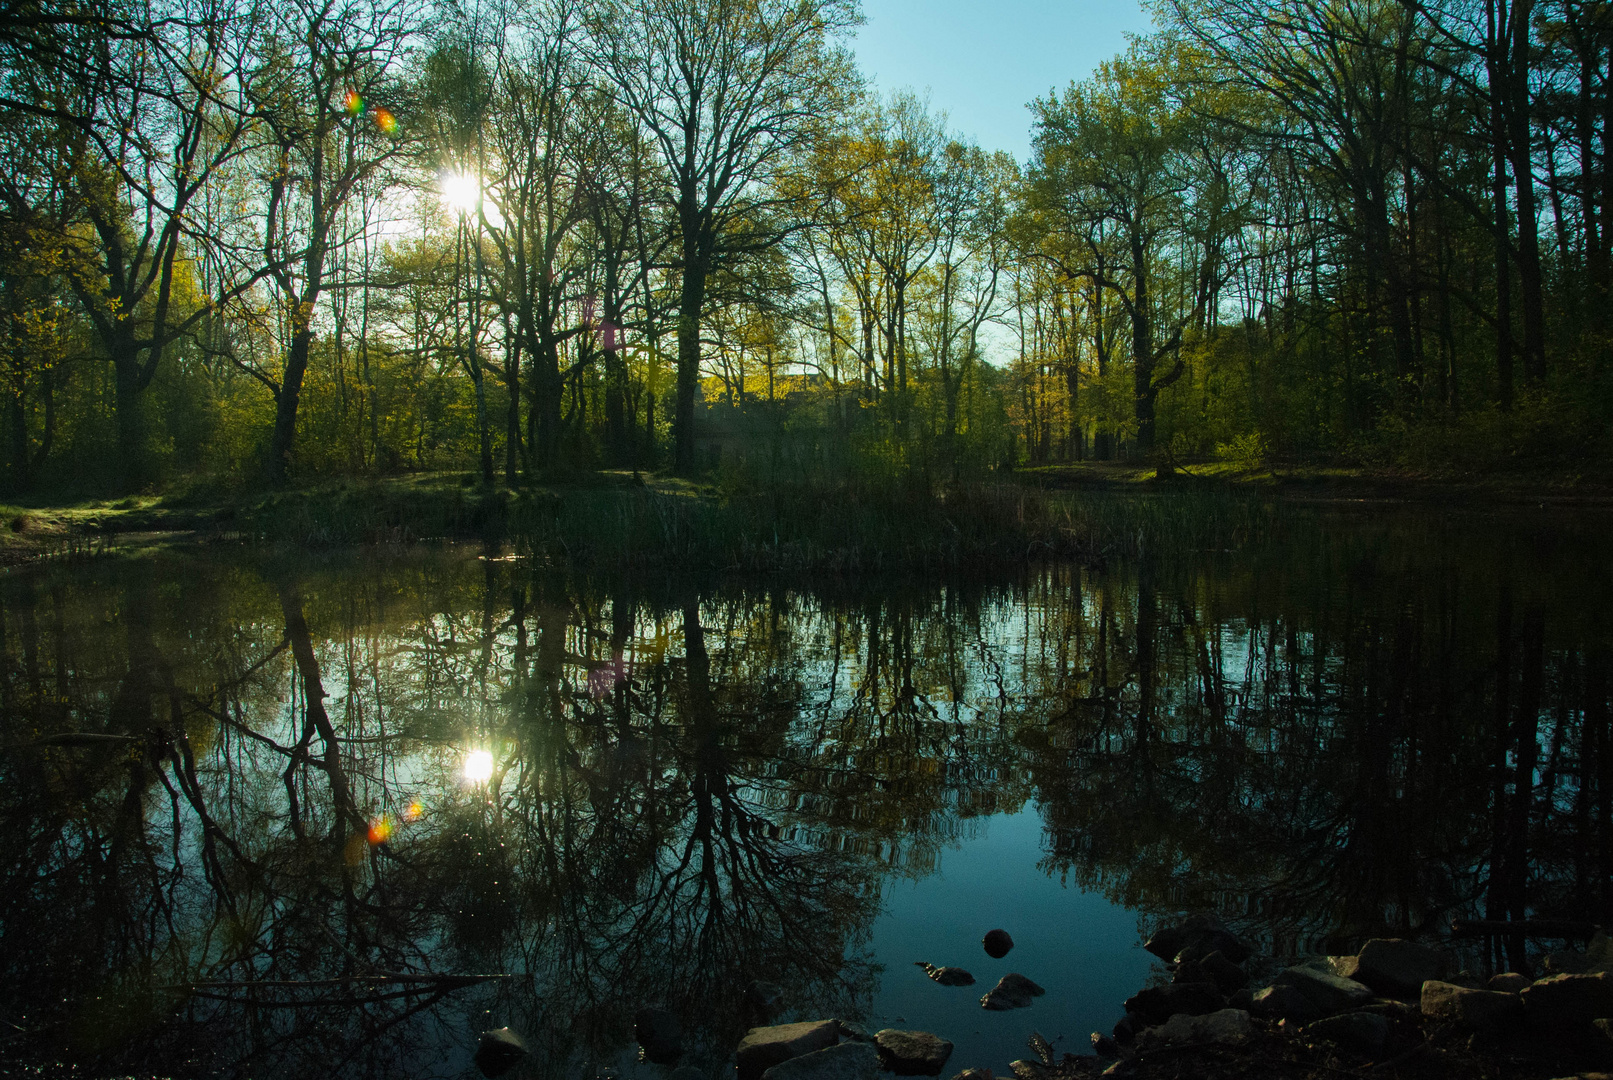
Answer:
[
  {"xmin": 675, "ymin": 257, "xmax": 707, "ymax": 476},
  {"xmin": 267, "ymin": 325, "xmax": 312, "ymax": 486}
]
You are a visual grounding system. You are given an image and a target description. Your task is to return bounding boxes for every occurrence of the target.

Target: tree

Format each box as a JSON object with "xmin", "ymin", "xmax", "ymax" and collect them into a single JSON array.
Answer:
[{"xmin": 589, "ymin": 0, "xmax": 859, "ymax": 474}]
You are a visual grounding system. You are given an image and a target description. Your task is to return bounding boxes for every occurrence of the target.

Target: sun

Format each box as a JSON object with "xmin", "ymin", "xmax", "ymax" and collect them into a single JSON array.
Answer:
[
  {"xmin": 440, "ymin": 171, "xmax": 482, "ymax": 215},
  {"xmin": 463, "ymin": 749, "xmax": 494, "ymax": 783}
]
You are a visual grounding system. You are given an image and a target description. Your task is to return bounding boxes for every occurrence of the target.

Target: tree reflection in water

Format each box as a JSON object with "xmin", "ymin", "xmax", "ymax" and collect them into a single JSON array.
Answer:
[{"xmin": 0, "ymin": 512, "xmax": 1607, "ymax": 1078}]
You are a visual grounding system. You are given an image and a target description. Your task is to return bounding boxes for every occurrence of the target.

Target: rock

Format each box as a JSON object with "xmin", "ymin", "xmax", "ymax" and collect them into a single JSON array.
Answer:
[
  {"xmin": 980, "ymin": 973, "xmax": 1046, "ymax": 1011},
  {"xmin": 1351, "ymin": 939, "xmax": 1448, "ymax": 998},
  {"xmin": 1523, "ymin": 973, "xmax": 1613, "ymax": 1028},
  {"xmin": 1251, "ymin": 984, "xmax": 1323, "ymax": 1024},
  {"xmin": 1200, "ymin": 951, "xmax": 1249, "ymax": 994},
  {"xmin": 1420, "ymin": 981, "xmax": 1526, "ymax": 1029},
  {"xmin": 950, "ymin": 1071, "xmax": 994, "ymax": 1080},
  {"xmin": 761, "ymin": 1042, "xmax": 879, "ymax": 1080},
  {"xmin": 1304, "ymin": 1012, "xmax": 1390, "ymax": 1055},
  {"xmin": 1124, "ymin": 982, "xmax": 1224, "ymax": 1024},
  {"xmin": 670, "ymin": 1069, "xmax": 707, "ymax": 1080},
  {"xmin": 983, "ymin": 930, "xmax": 1014, "ymax": 958},
  {"xmin": 1227, "ymin": 988, "xmax": 1254, "ymax": 1011},
  {"xmin": 1143, "ymin": 914, "xmax": 1254, "ymax": 965},
  {"xmin": 635, "ymin": 1008, "xmax": 683, "ymax": 1064},
  {"xmin": 474, "ymin": 1027, "xmax": 530, "ymax": 1078},
  {"xmin": 1490, "ymin": 973, "xmax": 1532, "ymax": 993},
  {"xmin": 1172, "ymin": 960, "xmax": 1215, "ymax": 987},
  {"xmin": 915, "ymin": 962, "xmax": 976, "ymax": 986},
  {"xmin": 836, "ymin": 1020, "xmax": 875, "ymax": 1043},
  {"xmin": 874, "ymin": 1030, "xmax": 954, "ymax": 1076},
  {"xmin": 1546, "ymin": 951, "xmax": 1597, "ymax": 977},
  {"xmin": 739, "ymin": 1021, "xmax": 841, "ymax": 1080},
  {"xmin": 1112, "ymin": 1014, "xmax": 1137, "ymax": 1046},
  {"xmin": 1133, "ymin": 1009, "xmax": 1252, "ymax": 1050},
  {"xmin": 1090, "ymin": 1033, "xmax": 1120, "ymax": 1058},
  {"xmin": 1273, "ymin": 965, "xmax": 1374, "ymax": 1015}
]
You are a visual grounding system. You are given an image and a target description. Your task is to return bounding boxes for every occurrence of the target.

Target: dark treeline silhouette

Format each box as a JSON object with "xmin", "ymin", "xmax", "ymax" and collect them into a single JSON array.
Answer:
[
  {"xmin": 1, "ymin": 0, "xmax": 1608, "ymax": 495},
  {"xmin": 0, "ymin": 508, "xmax": 1607, "ymax": 1075}
]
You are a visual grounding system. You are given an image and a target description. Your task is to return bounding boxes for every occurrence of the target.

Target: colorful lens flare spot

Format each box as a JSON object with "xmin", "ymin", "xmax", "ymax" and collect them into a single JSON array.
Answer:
[
  {"xmin": 367, "ymin": 815, "xmax": 394, "ymax": 846},
  {"xmin": 373, "ymin": 108, "xmax": 397, "ymax": 135},
  {"xmin": 404, "ymin": 800, "xmax": 424, "ymax": 822},
  {"xmin": 344, "ymin": 90, "xmax": 364, "ymax": 116}
]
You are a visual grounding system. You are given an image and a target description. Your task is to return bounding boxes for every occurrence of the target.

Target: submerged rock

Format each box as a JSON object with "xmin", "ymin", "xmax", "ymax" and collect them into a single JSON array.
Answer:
[
  {"xmin": 1420, "ymin": 981, "xmax": 1525, "ymax": 1029},
  {"xmin": 1133, "ymin": 1008, "xmax": 1252, "ymax": 1051},
  {"xmin": 874, "ymin": 1029, "xmax": 954, "ymax": 1076},
  {"xmin": 738, "ymin": 1020, "xmax": 841, "ymax": 1080},
  {"xmin": 983, "ymin": 929, "xmax": 1014, "ymax": 959},
  {"xmin": 761, "ymin": 1042, "xmax": 879, "ymax": 1080},
  {"xmin": 474, "ymin": 1028, "xmax": 530, "ymax": 1078},
  {"xmin": 1124, "ymin": 982, "xmax": 1223, "ymax": 1024},
  {"xmin": 981, "ymin": 973, "xmax": 1046, "ymax": 1011},
  {"xmin": 915, "ymin": 962, "xmax": 976, "ymax": 986},
  {"xmin": 1304, "ymin": 1011, "xmax": 1389, "ymax": 1055},
  {"xmin": 635, "ymin": 1007, "xmax": 683, "ymax": 1064}
]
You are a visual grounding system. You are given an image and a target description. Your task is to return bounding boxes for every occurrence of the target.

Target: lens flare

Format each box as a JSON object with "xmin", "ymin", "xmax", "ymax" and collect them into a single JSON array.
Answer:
[
  {"xmin": 464, "ymin": 749, "xmax": 494, "ymax": 783},
  {"xmin": 373, "ymin": 108, "xmax": 397, "ymax": 135},
  {"xmin": 367, "ymin": 814, "xmax": 394, "ymax": 845},
  {"xmin": 403, "ymin": 800, "xmax": 424, "ymax": 822},
  {"xmin": 344, "ymin": 89, "xmax": 364, "ymax": 116}
]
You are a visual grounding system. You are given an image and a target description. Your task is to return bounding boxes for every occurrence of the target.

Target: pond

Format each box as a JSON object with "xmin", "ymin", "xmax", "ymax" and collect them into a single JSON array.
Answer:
[{"xmin": 0, "ymin": 503, "xmax": 1609, "ymax": 1079}]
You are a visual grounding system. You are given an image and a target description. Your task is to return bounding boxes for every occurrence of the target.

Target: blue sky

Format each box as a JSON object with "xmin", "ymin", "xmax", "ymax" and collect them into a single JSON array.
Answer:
[{"xmin": 849, "ymin": 0, "xmax": 1157, "ymax": 163}]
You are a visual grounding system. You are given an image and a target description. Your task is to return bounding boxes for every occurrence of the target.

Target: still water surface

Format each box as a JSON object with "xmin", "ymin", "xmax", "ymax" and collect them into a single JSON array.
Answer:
[{"xmin": 0, "ymin": 506, "xmax": 1608, "ymax": 1078}]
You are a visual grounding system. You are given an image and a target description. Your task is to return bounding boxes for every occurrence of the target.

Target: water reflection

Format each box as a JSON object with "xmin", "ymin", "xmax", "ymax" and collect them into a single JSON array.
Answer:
[{"xmin": 0, "ymin": 510, "xmax": 1608, "ymax": 1078}]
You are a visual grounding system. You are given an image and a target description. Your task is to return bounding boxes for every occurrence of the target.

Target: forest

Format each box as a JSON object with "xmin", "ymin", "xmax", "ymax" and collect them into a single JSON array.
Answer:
[{"xmin": 1, "ymin": 0, "xmax": 1610, "ymax": 496}]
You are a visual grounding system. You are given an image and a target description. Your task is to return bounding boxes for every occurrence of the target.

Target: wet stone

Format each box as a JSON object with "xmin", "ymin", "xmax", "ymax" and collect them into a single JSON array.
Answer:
[
  {"xmin": 874, "ymin": 1029, "xmax": 954, "ymax": 1076},
  {"xmin": 981, "ymin": 973, "xmax": 1046, "ymax": 1011},
  {"xmin": 474, "ymin": 1027, "xmax": 530, "ymax": 1079},
  {"xmin": 761, "ymin": 1042, "xmax": 879, "ymax": 1080},
  {"xmin": 1133, "ymin": 1008, "xmax": 1252, "ymax": 1051},
  {"xmin": 1420, "ymin": 981, "xmax": 1525, "ymax": 1029},
  {"xmin": 635, "ymin": 1007, "xmax": 683, "ymax": 1064},
  {"xmin": 836, "ymin": 1020, "xmax": 875, "ymax": 1043},
  {"xmin": 738, "ymin": 1020, "xmax": 841, "ymax": 1080},
  {"xmin": 1304, "ymin": 1011, "xmax": 1390, "ymax": 1055},
  {"xmin": 983, "ymin": 930, "xmax": 1014, "ymax": 959},
  {"xmin": 915, "ymin": 962, "xmax": 976, "ymax": 986}
]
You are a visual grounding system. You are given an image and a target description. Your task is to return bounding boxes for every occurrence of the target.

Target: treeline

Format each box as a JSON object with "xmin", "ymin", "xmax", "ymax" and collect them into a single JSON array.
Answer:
[{"xmin": 0, "ymin": 0, "xmax": 1608, "ymax": 494}]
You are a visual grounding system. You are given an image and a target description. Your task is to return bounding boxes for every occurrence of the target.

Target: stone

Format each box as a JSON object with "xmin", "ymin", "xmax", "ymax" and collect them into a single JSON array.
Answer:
[
  {"xmin": 474, "ymin": 1028, "xmax": 530, "ymax": 1078},
  {"xmin": 1251, "ymin": 984, "xmax": 1323, "ymax": 1025},
  {"xmin": 980, "ymin": 973, "xmax": 1046, "ymax": 1011},
  {"xmin": 1112, "ymin": 1014, "xmax": 1137, "ymax": 1046},
  {"xmin": 1133, "ymin": 1009, "xmax": 1252, "ymax": 1051},
  {"xmin": 1546, "ymin": 951, "xmax": 1597, "ymax": 977},
  {"xmin": 1273, "ymin": 965, "xmax": 1374, "ymax": 1015},
  {"xmin": 635, "ymin": 1007, "xmax": 683, "ymax": 1064},
  {"xmin": 1228, "ymin": 988, "xmax": 1254, "ymax": 1011},
  {"xmin": 915, "ymin": 962, "xmax": 976, "ymax": 986},
  {"xmin": 1490, "ymin": 973, "xmax": 1532, "ymax": 993},
  {"xmin": 836, "ymin": 1020, "xmax": 875, "ymax": 1043},
  {"xmin": 1144, "ymin": 913, "xmax": 1247, "ymax": 963},
  {"xmin": 1523, "ymin": 973, "xmax": 1613, "ymax": 1028},
  {"xmin": 1420, "ymin": 981, "xmax": 1526, "ymax": 1029},
  {"xmin": 983, "ymin": 930, "xmax": 1014, "ymax": 958},
  {"xmin": 739, "ymin": 1021, "xmax": 841, "ymax": 1080},
  {"xmin": 1172, "ymin": 960, "xmax": 1215, "ymax": 987},
  {"xmin": 1090, "ymin": 1033, "xmax": 1120, "ymax": 1058},
  {"xmin": 761, "ymin": 1042, "xmax": 879, "ymax": 1080},
  {"xmin": 874, "ymin": 1030, "xmax": 954, "ymax": 1076},
  {"xmin": 1124, "ymin": 982, "xmax": 1224, "ymax": 1024},
  {"xmin": 1304, "ymin": 1012, "xmax": 1390, "ymax": 1056},
  {"xmin": 1201, "ymin": 951, "xmax": 1249, "ymax": 994},
  {"xmin": 950, "ymin": 1071, "xmax": 994, "ymax": 1080},
  {"xmin": 1351, "ymin": 939, "xmax": 1448, "ymax": 998}
]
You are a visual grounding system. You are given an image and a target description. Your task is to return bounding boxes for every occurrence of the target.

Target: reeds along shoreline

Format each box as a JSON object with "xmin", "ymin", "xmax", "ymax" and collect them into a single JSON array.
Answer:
[{"xmin": 226, "ymin": 481, "xmax": 1291, "ymax": 572}]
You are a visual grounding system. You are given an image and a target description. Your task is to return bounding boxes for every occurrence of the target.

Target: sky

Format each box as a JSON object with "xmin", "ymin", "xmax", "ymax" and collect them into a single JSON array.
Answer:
[{"xmin": 849, "ymin": 0, "xmax": 1157, "ymax": 164}]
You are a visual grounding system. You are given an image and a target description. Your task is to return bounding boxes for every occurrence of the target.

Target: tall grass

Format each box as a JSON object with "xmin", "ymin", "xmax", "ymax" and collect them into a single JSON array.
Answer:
[{"xmin": 223, "ymin": 477, "xmax": 1294, "ymax": 571}]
